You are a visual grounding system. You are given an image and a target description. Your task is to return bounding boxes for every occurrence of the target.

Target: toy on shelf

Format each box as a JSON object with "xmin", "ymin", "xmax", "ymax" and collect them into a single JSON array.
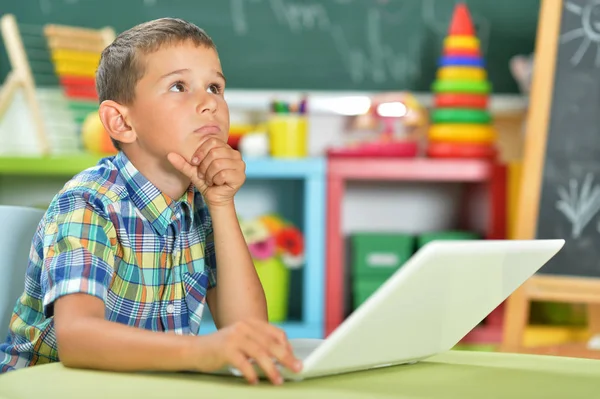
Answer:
[
  {"xmin": 268, "ymin": 98, "xmax": 308, "ymax": 158},
  {"xmin": 327, "ymin": 92, "xmax": 428, "ymax": 158},
  {"xmin": 239, "ymin": 214, "xmax": 305, "ymax": 322},
  {"xmin": 427, "ymin": 3, "xmax": 497, "ymax": 160},
  {"xmin": 0, "ymin": 15, "xmax": 51, "ymax": 155},
  {"xmin": 44, "ymin": 23, "xmax": 117, "ymax": 155}
]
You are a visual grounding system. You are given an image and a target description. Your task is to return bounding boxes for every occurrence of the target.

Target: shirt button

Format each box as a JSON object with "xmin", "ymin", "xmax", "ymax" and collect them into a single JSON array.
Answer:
[{"xmin": 166, "ymin": 304, "xmax": 175, "ymax": 314}]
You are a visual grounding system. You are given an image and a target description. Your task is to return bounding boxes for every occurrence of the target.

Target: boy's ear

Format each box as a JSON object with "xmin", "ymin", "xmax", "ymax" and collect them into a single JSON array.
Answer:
[{"xmin": 98, "ymin": 100, "xmax": 136, "ymax": 145}]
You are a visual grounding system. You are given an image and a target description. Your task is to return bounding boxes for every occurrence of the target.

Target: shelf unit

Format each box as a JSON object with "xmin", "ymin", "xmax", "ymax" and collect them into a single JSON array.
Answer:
[
  {"xmin": 0, "ymin": 154, "xmax": 327, "ymax": 339},
  {"xmin": 325, "ymin": 156, "xmax": 507, "ymax": 342},
  {"xmin": 200, "ymin": 157, "xmax": 326, "ymax": 338}
]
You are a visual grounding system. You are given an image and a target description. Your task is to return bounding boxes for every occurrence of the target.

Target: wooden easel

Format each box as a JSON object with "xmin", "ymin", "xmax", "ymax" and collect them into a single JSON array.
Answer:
[
  {"xmin": 0, "ymin": 14, "xmax": 50, "ymax": 155},
  {"xmin": 500, "ymin": 0, "xmax": 600, "ymax": 359}
]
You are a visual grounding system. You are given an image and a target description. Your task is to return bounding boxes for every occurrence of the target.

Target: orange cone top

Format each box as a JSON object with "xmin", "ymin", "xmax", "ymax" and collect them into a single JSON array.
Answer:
[{"xmin": 448, "ymin": 2, "xmax": 475, "ymax": 36}]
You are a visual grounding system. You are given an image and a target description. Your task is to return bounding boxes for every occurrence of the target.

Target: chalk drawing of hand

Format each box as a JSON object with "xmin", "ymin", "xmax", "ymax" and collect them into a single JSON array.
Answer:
[{"xmin": 556, "ymin": 173, "xmax": 600, "ymax": 239}]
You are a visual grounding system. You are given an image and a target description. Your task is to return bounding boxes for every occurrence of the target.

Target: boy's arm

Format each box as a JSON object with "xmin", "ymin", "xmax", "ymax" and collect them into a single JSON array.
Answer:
[
  {"xmin": 54, "ymin": 293, "xmax": 202, "ymax": 371},
  {"xmin": 205, "ymin": 201, "xmax": 268, "ymax": 329}
]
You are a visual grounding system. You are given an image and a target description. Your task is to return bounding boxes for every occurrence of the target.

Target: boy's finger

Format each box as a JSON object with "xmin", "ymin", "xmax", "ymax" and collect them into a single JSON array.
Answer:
[
  {"xmin": 196, "ymin": 146, "xmax": 236, "ymax": 174},
  {"xmin": 192, "ymin": 137, "xmax": 228, "ymax": 164},
  {"xmin": 167, "ymin": 153, "xmax": 194, "ymax": 178},
  {"xmin": 204, "ymin": 159, "xmax": 241, "ymax": 185},
  {"xmin": 248, "ymin": 321, "xmax": 302, "ymax": 373},
  {"xmin": 243, "ymin": 340, "xmax": 282, "ymax": 385},
  {"xmin": 167, "ymin": 153, "xmax": 207, "ymax": 188},
  {"xmin": 230, "ymin": 352, "xmax": 258, "ymax": 385}
]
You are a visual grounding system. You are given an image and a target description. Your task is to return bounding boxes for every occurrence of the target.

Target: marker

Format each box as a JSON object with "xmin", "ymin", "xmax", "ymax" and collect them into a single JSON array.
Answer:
[{"xmin": 299, "ymin": 97, "xmax": 307, "ymax": 114}]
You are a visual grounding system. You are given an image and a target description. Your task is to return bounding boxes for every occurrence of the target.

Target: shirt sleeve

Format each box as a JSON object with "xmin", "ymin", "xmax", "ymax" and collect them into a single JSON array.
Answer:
[
  {"xmin": 40, "ymin": 192, "xmax": 116, "ymax": 317},
  {"xmin": 200, "ymin": 204, "xmax": 217, "ymax": 289}
]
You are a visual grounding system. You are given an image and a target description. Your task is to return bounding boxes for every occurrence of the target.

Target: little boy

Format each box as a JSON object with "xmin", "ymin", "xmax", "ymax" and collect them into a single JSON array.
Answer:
[{"xmin": 0, "ymin": 17, "xmax": 301, "ymax": 385}]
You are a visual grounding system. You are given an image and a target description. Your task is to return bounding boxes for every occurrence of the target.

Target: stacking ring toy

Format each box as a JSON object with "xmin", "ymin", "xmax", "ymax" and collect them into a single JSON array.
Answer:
[
  {"xmin": 439, "ymin": 56, "xmax": 484, "ymax": 67},
  {"xmin": 431, "ymin": 108, "xmax": 491, "ymax": 124},
  {"xmin": 432, "ymin": 80, "xmax": 491, "ymax": 94},
  {"xmin": 428, "ymin": 124, "xmax": 496, "ymax": 143},
  {"xmin": 444, "ymin": 35, "xmax": 480, "ymax": 50},
  {"xmin": 437, "ymin": 66, "xmax": 486, "ymax": 80},
  {"xmin": 427, "ymin": 142, "xmax": 497, "ymax": 159},
  {"xmin": 434, "ymin": 93, "xmax": 488, "ymax": 108}
]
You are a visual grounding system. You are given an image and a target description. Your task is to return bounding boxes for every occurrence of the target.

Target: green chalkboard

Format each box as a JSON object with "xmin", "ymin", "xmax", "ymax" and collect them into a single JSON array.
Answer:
[{"xmin": 0, "ymin": 0, "xmax": 539, "ymax": 93}]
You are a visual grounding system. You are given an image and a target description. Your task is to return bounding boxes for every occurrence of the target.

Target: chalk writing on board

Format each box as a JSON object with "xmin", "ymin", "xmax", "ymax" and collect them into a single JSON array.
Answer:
[
  {"xmin": 39, "ymin": 0, "xmax": 51, "ymax": 15},
  {"xmin": 560, "ymin": 0, "xmax": 600, "ymax": 67},
  {"xmin": 230, "ymin": 0, "xmax": 421, "ymax": 85},
  {"xmin": 555, "ymin": 173, "xmax": 600, "ymax": 239}
]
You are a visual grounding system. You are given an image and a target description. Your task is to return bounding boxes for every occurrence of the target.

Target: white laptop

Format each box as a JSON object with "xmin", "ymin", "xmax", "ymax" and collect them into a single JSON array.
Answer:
[{"xmin": 215, "ymin": 239, "xmax": 565, "ymax": 381}]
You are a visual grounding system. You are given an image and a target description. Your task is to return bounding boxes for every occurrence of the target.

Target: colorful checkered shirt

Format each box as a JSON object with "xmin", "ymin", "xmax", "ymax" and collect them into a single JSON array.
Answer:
[{"xmin": 0, "ymin": 151, "xmax": 217, "ymax": 373}]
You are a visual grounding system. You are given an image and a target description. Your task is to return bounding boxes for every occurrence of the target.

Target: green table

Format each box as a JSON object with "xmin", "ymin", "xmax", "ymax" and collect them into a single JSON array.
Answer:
[{"xmin": 1, "ymin": 351, "xmax": 598, "ymax": 398}]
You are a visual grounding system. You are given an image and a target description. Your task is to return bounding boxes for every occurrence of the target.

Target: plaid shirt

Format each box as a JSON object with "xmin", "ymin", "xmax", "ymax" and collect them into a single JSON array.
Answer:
[{"xmin": 0, "ymin": 152, "xmax": 217, "ymax": 373}]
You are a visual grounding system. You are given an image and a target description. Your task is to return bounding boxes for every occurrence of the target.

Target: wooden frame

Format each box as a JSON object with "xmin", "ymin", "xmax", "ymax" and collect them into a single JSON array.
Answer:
[
  {"xmin": 0, "ymin": 14, "xmax": 50, "ymax": 155},
  {"xmin": 501, "ymin": 0, "xmax": 600, "ymax": 358}
]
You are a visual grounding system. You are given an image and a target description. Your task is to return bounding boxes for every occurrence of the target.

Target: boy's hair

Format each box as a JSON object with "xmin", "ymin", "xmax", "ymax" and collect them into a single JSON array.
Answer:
[{"xmin": 96, "ymin": 18, "xmax": 216, "ymax": 150}]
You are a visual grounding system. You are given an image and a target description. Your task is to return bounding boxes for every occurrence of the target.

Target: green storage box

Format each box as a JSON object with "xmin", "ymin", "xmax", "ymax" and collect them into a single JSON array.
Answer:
[
  {"xmin": 353, "ymin": 277, "xmax": 387, "ymax": 309},
  {"xmin": 351, "ymin": 233, "xmax": 414, "ymax": 278},
  {"xmin": 417, "ymin": 231, "xmax": 479, "ymax": 249}
]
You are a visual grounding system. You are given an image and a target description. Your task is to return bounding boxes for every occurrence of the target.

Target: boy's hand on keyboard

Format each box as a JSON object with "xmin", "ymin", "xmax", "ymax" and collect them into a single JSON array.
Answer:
[{"xmin": 194, "ymin": 319, "xmax": 303, "ymax": 385}]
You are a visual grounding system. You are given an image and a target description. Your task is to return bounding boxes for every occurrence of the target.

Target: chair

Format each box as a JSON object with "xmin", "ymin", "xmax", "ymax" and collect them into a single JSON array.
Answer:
[{"xmin": 0, "ymin": 205, "xmax": 44, "ymax": 335}]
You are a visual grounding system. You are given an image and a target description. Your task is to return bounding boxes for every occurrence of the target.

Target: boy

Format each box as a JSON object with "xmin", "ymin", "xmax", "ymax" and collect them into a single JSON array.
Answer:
[{"xmin": 0, "ymin": 18, "xmax": 301, "ymax": 385}]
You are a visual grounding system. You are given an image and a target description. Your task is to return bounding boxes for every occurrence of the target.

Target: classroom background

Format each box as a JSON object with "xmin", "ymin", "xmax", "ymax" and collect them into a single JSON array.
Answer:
[{"xmin": 1, "ymin": 0, "xmax": 599, "ymax": 360}]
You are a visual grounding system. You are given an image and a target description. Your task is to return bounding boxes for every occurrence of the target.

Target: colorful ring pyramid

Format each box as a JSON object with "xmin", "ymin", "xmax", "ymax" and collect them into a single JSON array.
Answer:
[
  {"xmin": 43, "ymin": 25, "xmax": 113, "ymax": 128},
  {"xmin": 427, "ymin": 3, "xmax": 497, "ymax": 160}
]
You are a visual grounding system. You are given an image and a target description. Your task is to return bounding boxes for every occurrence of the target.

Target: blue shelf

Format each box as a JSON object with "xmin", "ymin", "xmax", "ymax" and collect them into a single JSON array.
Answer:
[
  {"xmin": 199, "ymin": 320, "xmax": 322, "ymax": 339},
  {"xmin": 244, "ymin": 157, "xmax": 325, "ymax": 179}
]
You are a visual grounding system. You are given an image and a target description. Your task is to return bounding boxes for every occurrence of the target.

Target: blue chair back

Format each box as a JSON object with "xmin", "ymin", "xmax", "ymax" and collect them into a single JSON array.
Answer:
[{"xmin": 0, "ymin": 206, "xmax": 44, "ymax": 335}]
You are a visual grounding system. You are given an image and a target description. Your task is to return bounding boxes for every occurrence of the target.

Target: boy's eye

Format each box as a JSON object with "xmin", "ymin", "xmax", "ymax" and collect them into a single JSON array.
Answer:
[
  {"xmin": 207, "ymin": 83, "xmax": 223, "ymax": 95},
  {"xmin": 169, "ymin": 82, "xmax": 186, "ymax": 92}
]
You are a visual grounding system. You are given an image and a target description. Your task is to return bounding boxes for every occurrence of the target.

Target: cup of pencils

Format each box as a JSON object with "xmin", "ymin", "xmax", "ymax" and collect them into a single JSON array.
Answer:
[{"xmin": 268, "ymin": 98, "xmax": 308, "ymax": 158}]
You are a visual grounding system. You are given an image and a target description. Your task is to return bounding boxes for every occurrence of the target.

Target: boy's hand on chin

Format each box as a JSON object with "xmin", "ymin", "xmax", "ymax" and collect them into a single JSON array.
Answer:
[{"xmin": 167, "ymin": 137, "xmax": 246, "ymax": 208}]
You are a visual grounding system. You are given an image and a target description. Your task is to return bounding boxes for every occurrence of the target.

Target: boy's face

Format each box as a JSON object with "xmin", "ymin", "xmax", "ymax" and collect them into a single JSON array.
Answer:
[{"xmin": 126, "ymin": 41, "xmax": 229, "ymax": 164}]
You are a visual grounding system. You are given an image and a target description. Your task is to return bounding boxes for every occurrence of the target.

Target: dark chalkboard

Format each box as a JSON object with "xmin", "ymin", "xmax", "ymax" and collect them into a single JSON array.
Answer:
[
  {"xmin": 521, "ymin": 0, "xmax": 600, "ymax": 278},
  {"xmin": 0, "ymin": 0, "xmax": 539, "ymax": 92}
]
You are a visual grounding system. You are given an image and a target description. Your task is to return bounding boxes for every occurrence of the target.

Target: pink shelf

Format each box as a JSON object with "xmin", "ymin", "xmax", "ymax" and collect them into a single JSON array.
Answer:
[
  {"xmin": 328, "ymin": 157, "xmax": 496, "ymax": 181},
  {"xmin": 325, "ymin": 156, "xmax": 507, "ymax": 339}
]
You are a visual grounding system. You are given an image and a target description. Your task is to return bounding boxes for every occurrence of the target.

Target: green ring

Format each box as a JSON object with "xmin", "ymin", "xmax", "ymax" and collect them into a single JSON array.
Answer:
[
  {"xmin": 431, "ymin": 109, "xmax": 492, "ymax": 124},
  {"xmin": 431, "ymin": 80, "xmax": 491, "ymax": 94}
]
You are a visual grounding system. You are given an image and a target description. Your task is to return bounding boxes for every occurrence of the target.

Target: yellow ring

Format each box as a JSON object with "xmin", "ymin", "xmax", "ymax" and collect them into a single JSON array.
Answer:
[
  {"xmin": 444, "ymin": 35, "xmax": 480, "ymax": 50},
  {"xmin": 55, "ymin": 64, "xmax": 97, "ymax": 78},
  {"xmin": 437, "ymin": 66, "xmax": 487, "ymax": 80},
  {"xmin": 428, "ymin": 124, "xmax": 496, "ymax": 143},
  {"xmin": 51, "ymin": 49, "xmax": 101, "ymax": 64}
]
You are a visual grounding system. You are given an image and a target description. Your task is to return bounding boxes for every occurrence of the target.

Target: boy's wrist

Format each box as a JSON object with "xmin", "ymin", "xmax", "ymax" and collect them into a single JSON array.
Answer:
[
  {"xmin": 180, "ymin": 334, "xmax": 209, "ymax": 371},
  {"xmin": 206, "ymin": 200, "xmax": 236, "ymax": 215}
]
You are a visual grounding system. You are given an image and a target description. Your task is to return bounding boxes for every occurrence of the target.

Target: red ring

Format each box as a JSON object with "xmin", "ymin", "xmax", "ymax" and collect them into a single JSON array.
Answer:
[
  {"xmin": 443, "ymin": 48, "xmax": 481, "ymax": 58},
  {"xmin": 427, "ymin": 142, "xmax": 497, "ymax": 159},
  {"xmin": 434, "ymin": 93, "xmax": 489, "ymax": 109}
]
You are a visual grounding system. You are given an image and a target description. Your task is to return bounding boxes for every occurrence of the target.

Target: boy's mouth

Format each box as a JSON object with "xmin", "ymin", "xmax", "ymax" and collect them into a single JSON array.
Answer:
[{"xmin": 195, "ymin": 125, "xmax": 221, "ymax": 135}]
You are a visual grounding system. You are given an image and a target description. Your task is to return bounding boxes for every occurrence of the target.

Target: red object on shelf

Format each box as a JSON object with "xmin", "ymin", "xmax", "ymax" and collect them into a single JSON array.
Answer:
[
  {"xmin": 327, "ymin": 141, "xmax": 418, "ymax": 158},
  {"xmin": 442, "ymin": 47, "xmax": 481, "ymax": 58},
  {"xmin": 63, "ymin": 87, "xmax": 98, "ymax": 100},
  {"xmin": 427, "ymin": 142, "xmax": 497, "ymax": 159},
  {"xmin": 324, "ymin": 157, "xmax": 507, "ymax": 338},
  {"xmin": 60, "ymin": 76, "xmax": 96, "ymax": 88},
  {"xmin": 434, "ymin": 93, "xmax": 488, "ymax": 109},
  {"xmin": 448, "ymin": 2, "xmax": 476, "ymax": 36}
]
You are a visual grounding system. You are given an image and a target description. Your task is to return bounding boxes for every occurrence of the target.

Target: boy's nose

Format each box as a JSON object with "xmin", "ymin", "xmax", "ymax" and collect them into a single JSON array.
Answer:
[{"xmin": 196, "ymin": 91, "xmax": 218, "ymax": 114}]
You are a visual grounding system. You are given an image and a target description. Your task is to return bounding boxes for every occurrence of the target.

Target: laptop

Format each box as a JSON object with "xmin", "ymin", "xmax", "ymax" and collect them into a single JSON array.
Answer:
[{"xmin": 215, "ymin": 239, "xmax": 565, "ymax": 381}]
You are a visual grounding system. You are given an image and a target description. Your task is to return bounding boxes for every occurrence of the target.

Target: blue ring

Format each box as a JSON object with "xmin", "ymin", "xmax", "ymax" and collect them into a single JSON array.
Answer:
[{"xmin": 438, "ymin": 56, "xmax": 484, "ymax": 67}]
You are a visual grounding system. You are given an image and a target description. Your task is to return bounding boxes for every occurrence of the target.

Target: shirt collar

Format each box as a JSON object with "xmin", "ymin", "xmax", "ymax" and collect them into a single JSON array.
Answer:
[{"xmin": 113, "ymin": 152, "xmax": 196, "ymax": 235}]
